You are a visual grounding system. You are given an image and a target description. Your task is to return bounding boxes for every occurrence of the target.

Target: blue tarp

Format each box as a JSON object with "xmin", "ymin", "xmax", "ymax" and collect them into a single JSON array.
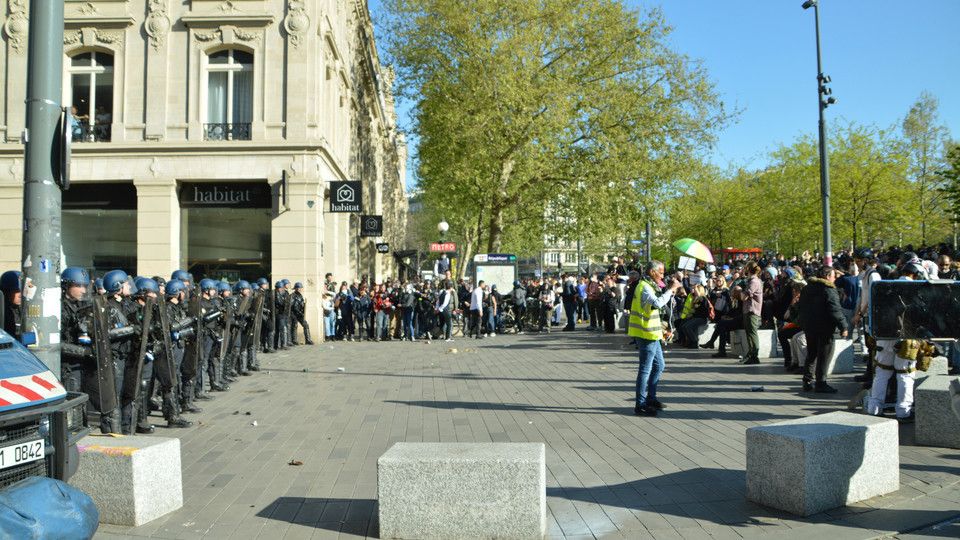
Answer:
[{"xmin": 0, "ymin": 476, "xmax": 98, "ymax": 540}]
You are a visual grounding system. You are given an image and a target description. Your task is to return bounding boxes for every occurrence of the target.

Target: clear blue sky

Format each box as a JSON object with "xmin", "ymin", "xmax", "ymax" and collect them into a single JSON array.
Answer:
[{"xmin": 370, "ymin": 0, "xmax": 960, "ymax": 187}]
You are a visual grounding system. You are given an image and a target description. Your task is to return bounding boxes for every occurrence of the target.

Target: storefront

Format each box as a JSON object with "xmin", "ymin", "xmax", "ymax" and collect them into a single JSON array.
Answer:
[
  {"xmin": 178, "ymin": 181, "xmax": 272, "ymax": 281},
  {"xmin": 62, "ymin": 182, "xmax": 137, "ymax": 275}
]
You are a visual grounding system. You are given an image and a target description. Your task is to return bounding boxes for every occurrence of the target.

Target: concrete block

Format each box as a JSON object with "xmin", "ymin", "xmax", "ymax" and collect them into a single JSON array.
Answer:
[
  {"xmin": 746, "ymin": 411, "xmax": 899, "ymax": 516},
  {"xmin": 378, "ymin": 442, "xmax": 546, "ymax": 539},
  {"xmin": 699, "ymin": 323, "xmax": 715, "ymax": 346},
  {"xmin": 825, "ymin": 339, "xmax": 855, "ymax": 375},
  {"xmin": 70, "ymin": 436, "xmax": 182, "ymax": 526},
  {"xmin": 732, "ymin": 328, "xmax": 780, "ymax": 359},
  {"xmin": 915, "ymin": 376, "xmax": 960, "ymax": 449}
]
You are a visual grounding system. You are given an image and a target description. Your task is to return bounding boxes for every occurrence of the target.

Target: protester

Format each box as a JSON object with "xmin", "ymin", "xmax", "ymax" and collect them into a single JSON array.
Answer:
[{"xmin": 797, "ymin": 266, "xmax": 848, "ymax": 393}]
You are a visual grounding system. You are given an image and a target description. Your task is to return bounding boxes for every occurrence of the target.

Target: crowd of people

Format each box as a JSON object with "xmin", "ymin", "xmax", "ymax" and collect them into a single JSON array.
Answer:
[{"xmin": 0, "ymin": 269, "xmax": 312, "ymax": 435}]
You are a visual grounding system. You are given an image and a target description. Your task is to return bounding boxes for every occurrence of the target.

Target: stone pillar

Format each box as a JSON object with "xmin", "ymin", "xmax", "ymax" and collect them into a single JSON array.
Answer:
[
  {"xmin": 271, "ymin": 159, "xmax": 323, "ymax": 340},
  {"xmin": 134, "ymin": 180, "xmax": 180, "ymax": 277},
  {"xmin": 0, "ymin": 175, "xmax": 24, "ymax": 270}
]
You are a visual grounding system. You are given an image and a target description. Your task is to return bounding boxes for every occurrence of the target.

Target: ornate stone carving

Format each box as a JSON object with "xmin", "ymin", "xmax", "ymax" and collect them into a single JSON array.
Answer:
[
  {"xmin": 219, "ymin": 1, "xmax": 239, "ymax": 11},
  {"xmin": 95, "ymin": 30, "xmax": 123, "ymax": 47},
  {"xmin": 3, "ymin": 0, "xmax": 29, "ymax": 54},
  {"xmin": 283, "ymin": 0, "xmax": 310, "ymax": 49},
  {"xmin": 144, "ymin": 0, "xmax": 171, "ymax": 51},
  {"xmin": 78, "ymin": 2, "xmax": 98, "ymax": 15},
  {"xmin": 193, "ymin": 30, "xmax": 222, "ymax": 44},
  {"xmin": 64, "ymin": 27, "xmax": 124, "ymax": 49},
  {"xmin": 194, "ymin": 26, "xmax": 261, "ymax": 47},
  {"xmin": 233, "ymin": 27, "xmax": 260, "ymax": 43},
  {"xmin": 64, "ymin": 30, "xmax": 83, "ymax": 46}
]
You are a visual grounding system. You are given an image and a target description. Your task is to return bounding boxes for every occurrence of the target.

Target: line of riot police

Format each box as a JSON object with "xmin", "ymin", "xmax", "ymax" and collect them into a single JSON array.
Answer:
[{"xmin": 40, "ymin": 268, "xmax": 297, "ymax": 435}]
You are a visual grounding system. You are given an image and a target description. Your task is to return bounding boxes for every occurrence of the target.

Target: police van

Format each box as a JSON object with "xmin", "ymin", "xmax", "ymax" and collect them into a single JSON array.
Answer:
[{"xmin": 0, "ymin": 330, "xmax": 89, "ymax": 489}]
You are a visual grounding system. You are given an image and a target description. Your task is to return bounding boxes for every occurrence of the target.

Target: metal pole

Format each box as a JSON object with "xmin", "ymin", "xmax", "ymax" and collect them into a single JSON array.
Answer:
[
  {"xmin": 645, "ymin": 220, "xmax": 652, "ymax": 263},
  {"xmin": 22, "ymin": 0, "xmax": 65, "ymax": 373},
  {"xmin": 812, "ymin": 3, "xmax": 833, "ymax": 267}
]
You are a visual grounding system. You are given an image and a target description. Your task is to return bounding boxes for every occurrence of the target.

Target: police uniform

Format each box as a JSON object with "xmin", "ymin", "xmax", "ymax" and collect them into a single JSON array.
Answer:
[{"xmin": 290, "ymin": 285, "xmax": 313, "ymax": 345}]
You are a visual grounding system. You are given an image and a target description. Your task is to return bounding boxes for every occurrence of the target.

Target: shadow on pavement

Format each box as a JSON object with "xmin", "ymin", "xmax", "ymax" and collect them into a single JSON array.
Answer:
[{"xmin": 256, "ymin": 496, "xmax": 378, "ymax": 536}]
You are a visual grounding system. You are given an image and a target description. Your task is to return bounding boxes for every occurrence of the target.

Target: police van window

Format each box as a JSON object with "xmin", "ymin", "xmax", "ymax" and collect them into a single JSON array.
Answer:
[{"xmin": 68, "ymin": 51, "xmax": 114, "ymax": 142}]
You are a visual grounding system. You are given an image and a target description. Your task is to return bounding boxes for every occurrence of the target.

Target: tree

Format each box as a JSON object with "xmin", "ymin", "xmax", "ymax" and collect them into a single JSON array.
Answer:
[
  {"xmin": 382, "ymin": 0, "xmax": 727, "ymax": 262},
  {"xmin": 902, "ymin": 92, "xmax": 951, "ymax": 245},
  {"xmin": 938, "ymin": 142, "xmax": 960, "ymax": 247}
]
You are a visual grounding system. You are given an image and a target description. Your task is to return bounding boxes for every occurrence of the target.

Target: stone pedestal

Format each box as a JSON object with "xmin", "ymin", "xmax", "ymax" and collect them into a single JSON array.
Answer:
[
  {"xmin": 699, "ymin": 323, "xmax": 715, "ymax": 346},
  {"xmin": 825, "ymin": 339, "xmax": 855, "ymax": 375},
  {"xmin": 915, "ymin": 376, "xmax": 960, "ymax": 449},
  {"xmin": 378, "ymin": 443, "xmax": 546, "ymax": 539},
  {"xmin": 69, "ymin": 436, "xmax": 182, "ymax": 526},
  {"xmin": 732, "ymin": 329, "xmax": 779, "ymax": 359},
  {"xmin": 746, "ymin": 411, "xmax": 899, "ymax": 516}
]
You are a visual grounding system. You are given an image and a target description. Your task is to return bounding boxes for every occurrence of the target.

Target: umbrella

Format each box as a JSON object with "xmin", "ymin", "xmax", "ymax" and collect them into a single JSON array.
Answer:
[{"xmin": 673, "ymin": 238, "xmax": 714, "ymax": 263}]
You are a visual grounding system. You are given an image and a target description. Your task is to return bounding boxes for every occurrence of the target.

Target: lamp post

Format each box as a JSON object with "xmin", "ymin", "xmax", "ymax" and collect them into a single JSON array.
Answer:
[
  {"xmin": 802, "ymin": 0, "xmax": 837, "ymax": 267},
  {"xmin": 437, "ymin": 219, "xmax": 449, "ymax": 239}
]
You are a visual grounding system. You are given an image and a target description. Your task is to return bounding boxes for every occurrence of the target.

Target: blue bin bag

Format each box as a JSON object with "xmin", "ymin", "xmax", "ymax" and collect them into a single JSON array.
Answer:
[{"xmin": 0, "ymin": 476, "xmax": 99, "ymax": 540}]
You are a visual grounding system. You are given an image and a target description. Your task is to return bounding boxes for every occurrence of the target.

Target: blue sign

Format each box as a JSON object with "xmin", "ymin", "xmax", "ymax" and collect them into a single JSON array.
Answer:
[{"xmin": 630, "ymin": 240, "xmax": 644, "ymax": 245}]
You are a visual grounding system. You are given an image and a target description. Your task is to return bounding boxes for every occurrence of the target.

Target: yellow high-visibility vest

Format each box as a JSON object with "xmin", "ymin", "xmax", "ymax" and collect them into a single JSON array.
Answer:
[
  {"xmin": 628, "ymin": 281, "xmax": 663, "ymax": 341},
  {"xmin": 680, "ymin": 294, "xmax": 694, "ymax": 319}
]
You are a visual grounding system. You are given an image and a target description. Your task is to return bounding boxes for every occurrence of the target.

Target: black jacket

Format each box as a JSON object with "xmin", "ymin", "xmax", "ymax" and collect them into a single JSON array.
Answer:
[{"xmin": 797, "ymin": 277, "xmax": 847, "ymax": 336}]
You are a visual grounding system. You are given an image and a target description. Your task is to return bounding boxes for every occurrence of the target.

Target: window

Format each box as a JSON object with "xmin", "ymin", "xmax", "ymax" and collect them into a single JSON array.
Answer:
[
  {"xmin": 68, "ymin": 51, "xmax": 113, "ymax": 142},
  {"xmin": 547, "ymin": 252, "xmax": 559, "ymax": 264},
  {"xmin": 205, "ymin": 49, "xmax": 253, "ymax": 140},
  {"xmin": 565, "ymin": 252, "xmax": 577, "ymax": 264}
]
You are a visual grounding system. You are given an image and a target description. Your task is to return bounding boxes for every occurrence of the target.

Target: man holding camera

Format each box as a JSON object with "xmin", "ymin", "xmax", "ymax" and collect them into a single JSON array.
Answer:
[{"xmin": 628, "ymin": 260, "xmax": 681, "ymax": 417}]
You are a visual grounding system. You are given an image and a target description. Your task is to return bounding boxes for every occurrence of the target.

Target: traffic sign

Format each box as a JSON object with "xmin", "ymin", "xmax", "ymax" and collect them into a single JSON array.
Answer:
[{"xmin": 430, "ymin": 242, "xmax": 456, "ymax": 252}]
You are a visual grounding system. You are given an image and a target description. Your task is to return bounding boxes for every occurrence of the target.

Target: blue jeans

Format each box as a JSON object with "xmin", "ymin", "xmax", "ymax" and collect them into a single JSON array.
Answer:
[
  {"xmin": 402, "ymin": 309, "xmax": 415, "ymax": 339},
  {"xmin": 324, "ymin": 313, "xmax": 336, "ymax": 339},
  {"xmin": 636, "ymin": 338, "xmax": 664, "ymax": 407}
]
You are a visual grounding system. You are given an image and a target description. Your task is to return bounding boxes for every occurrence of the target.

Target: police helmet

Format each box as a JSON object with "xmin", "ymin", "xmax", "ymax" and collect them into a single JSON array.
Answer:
[
  {"xmin": 898, "ymin": 251, "xmax": 919, "ymax": 266},
  {"xmin": 102, "ymin": 270, "xmax": 129, "ymax": 294},
  {"xmin": 199, "ymin": 278, "xmax": 217, "ymax": 292},
  {"xmin": 61, "ymin": 267, "xmax": 89, "ymax": 287},
  {"xmin": 275, "ymin": 280, "xmax": 283, "ymax": 288},
  {"xmin": 901, "ymin": 262, "xmax": 927, "ymax": 279},
  {"xmin": 853, "ymin": 247, "xmax": 874, "ymax": 260},
  {"xmin": 134, "ymin": 277, "xmax": 160, "ymax": 296},
  {"xmin": 513, "ymin": 280, "xmax": 521, "ymax": 288},
  {"xmin": 0, "ymin": 270, "xmax": 21, "ymax": 292},
  {"xmin": 152, "ymin": 276, "xmax": 167, "ymax": 287},
  {"xmin": 171, "ymin": 269, "xmax": 190, "ymax": 283},
  {"xmin": 294, "ymin": 282, "xmax": 303, "ymax": 289},
  {"xmin": 165, "ymin": 279, "xmax": 186, "ymax": 298},
  {"xmin": 281, "ymin": 279, "xmax": 291, "ymax": 287},
  {"xmin": 94, "ymin": 278, "xmax": 104, "ymax": 291},
  {"xmin": 217, "ymin": 281, "xmax": 231, "ymax": 293},
  {"xmin": 256, "ymin": 277, "xmax": 268, "ymax": 286},
  {"xmin": 235, "ymin": 280, "xmax": 251, "ymax": 292}
]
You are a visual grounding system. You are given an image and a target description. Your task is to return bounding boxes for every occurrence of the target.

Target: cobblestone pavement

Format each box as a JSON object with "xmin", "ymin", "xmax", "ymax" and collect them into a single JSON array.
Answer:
[{"xmin": 96, "ymin": 330, "xmax": 960, "ymax": 540}]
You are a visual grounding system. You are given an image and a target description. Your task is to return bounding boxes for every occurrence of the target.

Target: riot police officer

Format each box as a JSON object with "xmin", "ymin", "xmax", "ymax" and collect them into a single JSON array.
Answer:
[
  {"xmin": 102, "ymin": 270, "xmax": 135, "ymax": 433},
  {"xmin": 217, "ymin": 281, "xmax": 240, "ymax": 382},
  {"xmin": 274, "ymin": 280, "xmax": 290, "ymax": 350},
  {"xmin": 199, "ymin": 279, "xmax": 228, "ymax": 392},
  {"xmin": 126, "ymin": 277, "xmax": 160, "ymax": 434},
  {"xmin": 234, "ymin": 280, "xmax": 260, "ymax": 373},
  {"xmin": 59, "ymin": 267, "xmax": 91, "ymax": 393},
  {"xmin": 160, "ymin": 279, "xmax": 194, "ymax": 428},
  {"xmin": 1, "ymin": 270, "xmax": 23, "ymax": 340},
  {"xmin": 258, "ymin": 277, "xmax": 274, "ymax": 353},
  {"xmin": 290, "ymin": 282, "xmax": 314, "ymax": 345}
]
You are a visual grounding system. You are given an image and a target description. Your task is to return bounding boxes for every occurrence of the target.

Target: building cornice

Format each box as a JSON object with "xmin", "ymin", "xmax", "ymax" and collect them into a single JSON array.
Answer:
[
  {"xmin": 180, "ymin": 13, "xmax": 276, "ymax": 27},
  {"xmin": 65, "ymin": 16, "xmax": 136, "ymax": 28}
]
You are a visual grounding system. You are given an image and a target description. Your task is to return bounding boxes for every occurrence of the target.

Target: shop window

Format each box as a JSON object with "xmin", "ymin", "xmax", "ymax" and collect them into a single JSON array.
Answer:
[
  {"xmin": 63, "ymin": 183, "xmax": 136, "ymax": 274},
  {"xmin": 205, "ymin": 49, "xmax": 253, "ymax": 141},
  {"xmin": 68, "ymin": 51, "xmax": 113, "ymax": 142}
]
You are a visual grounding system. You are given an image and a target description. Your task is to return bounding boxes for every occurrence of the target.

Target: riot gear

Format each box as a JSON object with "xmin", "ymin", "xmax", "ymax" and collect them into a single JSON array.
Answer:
[
  {"xmin": 61, "ymin": 267, "xmax": 89, "ymax": 287},
  {"xmin": 134, "ymin": 277, "xmax": 160, "ymax": 297},
  {"xmin": 171, "ymin": 269, "xmax": 190, "ymax": 284},
  {"xmin": 290, "ymin": 286, "xmax": 313, "ymax": 345},
  {"xmin": 102, "ymin": 270, "xmax": 129, "ymax": 294}
]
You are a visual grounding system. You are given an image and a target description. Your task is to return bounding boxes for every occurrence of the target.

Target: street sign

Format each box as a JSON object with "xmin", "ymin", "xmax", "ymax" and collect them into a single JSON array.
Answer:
[
  {"xmin": 630, "ymin": 239, "xmax": 643, "ymax": 245},
  {"xmin": 430, "ymin": 242, "xmax": 456, "ymax": 252},
  {"xmin": 376, "ymin": 243, "xmax": 390, "ymax": 254},
  {"xmin": 360, "ymin": 215, "xmax": 383, "ymax": 237},
  {"xmin": 329, "ymin": 181, "xmax": 362, "ymax": 212},
  {"xmin": 473, "ymin": 253, "xmax": 516, "ymax": 263}
]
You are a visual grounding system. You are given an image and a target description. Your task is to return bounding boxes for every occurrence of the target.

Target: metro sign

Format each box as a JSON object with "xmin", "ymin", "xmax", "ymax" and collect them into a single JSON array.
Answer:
[{"xmin": 430, "ymin": 242, "xmax": 456, "ymax": 252}]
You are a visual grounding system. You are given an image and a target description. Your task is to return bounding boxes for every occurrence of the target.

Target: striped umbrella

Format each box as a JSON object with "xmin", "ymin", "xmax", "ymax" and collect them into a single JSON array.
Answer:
[{"xmin": 672, "ymin": 238, "xmax": 714, "ymax": 263}]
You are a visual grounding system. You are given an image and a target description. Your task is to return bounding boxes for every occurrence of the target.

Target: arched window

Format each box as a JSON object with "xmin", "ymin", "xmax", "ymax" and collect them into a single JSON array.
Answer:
[
  {"xmin": 205, "ymin": 49, "xmax": 253, "ymax": 140},
  {"xmin": 68, "ymin": 51, "xmax": 113, "ymax": 142}
]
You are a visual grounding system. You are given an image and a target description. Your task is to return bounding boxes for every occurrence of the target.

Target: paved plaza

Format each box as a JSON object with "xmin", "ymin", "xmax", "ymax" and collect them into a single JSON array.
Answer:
[{"xmin": 96, "ymin": 331, "xmax": 960, "ymax": 540}]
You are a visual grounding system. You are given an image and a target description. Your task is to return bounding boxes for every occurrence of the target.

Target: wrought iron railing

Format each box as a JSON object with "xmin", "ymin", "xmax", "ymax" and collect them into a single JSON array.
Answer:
[
  {"xmin": 70, "ymin": 121, "xmax": 111, "ymax": 142},
  {"xmin": 203, "ymin": 123, "xmax": 252, "ymax": 141}
]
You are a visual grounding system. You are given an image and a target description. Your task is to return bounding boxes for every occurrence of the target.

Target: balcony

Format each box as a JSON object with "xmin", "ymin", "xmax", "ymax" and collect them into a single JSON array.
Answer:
[
  {"xmin": 70, "ymin": 121, "xmax": 111, "ymax": 143},
  {"xmin": 203, "ymin": 123, "xmax": 252, "ymax": 141}
]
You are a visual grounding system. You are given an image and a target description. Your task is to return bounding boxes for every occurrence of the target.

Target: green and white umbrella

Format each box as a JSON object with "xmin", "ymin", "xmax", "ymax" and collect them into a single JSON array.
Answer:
[{"xmin": 672, "ymin": 238, "xmax": 714, "ymax": 263}]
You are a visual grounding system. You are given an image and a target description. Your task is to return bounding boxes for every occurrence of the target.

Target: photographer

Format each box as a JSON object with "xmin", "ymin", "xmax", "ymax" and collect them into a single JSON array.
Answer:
[{"xmin": 628, "ymin": 260, "xmax": 681, "ymax": 417}]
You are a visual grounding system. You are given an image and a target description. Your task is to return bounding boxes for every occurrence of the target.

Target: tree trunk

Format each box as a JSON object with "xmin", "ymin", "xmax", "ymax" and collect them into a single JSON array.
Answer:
[{"xmin": 486, "ymin": 157, "xmax": 515, "ymax": 253}]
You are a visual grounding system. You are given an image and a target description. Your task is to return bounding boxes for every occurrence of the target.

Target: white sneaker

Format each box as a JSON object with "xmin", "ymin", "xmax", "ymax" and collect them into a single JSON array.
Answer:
[
  {"xmin": 445, "ymin": 338, "xmax": 454, "ymax": 342},
  {"xmin": 490, "ymin": 333, "xmax": 496, "ymax": 337}
]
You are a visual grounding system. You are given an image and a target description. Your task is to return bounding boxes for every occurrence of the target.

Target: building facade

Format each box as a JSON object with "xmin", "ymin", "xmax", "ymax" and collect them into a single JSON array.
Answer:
[{"xmin": 0, "ymin": 0, "xmax": 406, "ymax": 334}]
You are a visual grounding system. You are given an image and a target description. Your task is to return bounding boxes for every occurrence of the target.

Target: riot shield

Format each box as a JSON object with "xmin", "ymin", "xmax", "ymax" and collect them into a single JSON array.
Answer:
[
  {"xmin": 245, "ymin": 291, "xmax": 266, "ymax": 351},
  {"xmin": 284, "ymin": 290, "xmax": 293, "ymax": 319},
  {"xmin": 154, "ymin": 300, "xmax": 177, "ymax": 391},
  {"xmin": 181, "ymin": 295, "xmax": 202, "ymax": 381},
  {"xmin": 129, "ymin": 296, "xmax": 155, "ymax": 426},
  {"xmin": 218, "ymin": 298, "xmax": 236, "ymax": 361},
  {"xmin": 90, "ymin": 295, "xmax": 119, "ymax": 415}
]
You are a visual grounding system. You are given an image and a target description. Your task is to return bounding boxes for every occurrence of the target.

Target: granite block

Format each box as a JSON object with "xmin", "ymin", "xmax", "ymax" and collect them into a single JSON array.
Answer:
[
  {"xmin": 378, "ymin": 442, "xmax": 546, "ymax": 539},
  {"xmin": 825, "ymin": 339, "xmax": 855, "ymax": 375},
  {"xmin": 731, "ymin": 329, "xmax": 779, "ymax": 358},
  {"xmin": 915, "ymin": 376, "xmax": 960, "ymax": 449},
  {"xmin": 69, "ymin": 436, "xmax": 183, "ymax": 526},
  {"xmin": 699, "ymin": 323, "xmax": 715, "ymax": 346},
  {"xmin": 746, "ymin": 411, "xmax": 899, "ymax": 516}
]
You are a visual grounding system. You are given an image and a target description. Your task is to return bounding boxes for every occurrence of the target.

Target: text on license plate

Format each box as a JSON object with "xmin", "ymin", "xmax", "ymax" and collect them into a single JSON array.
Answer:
[{"xmin": 0, "ymin": 439, "xmax": 45, "ymax": 470}]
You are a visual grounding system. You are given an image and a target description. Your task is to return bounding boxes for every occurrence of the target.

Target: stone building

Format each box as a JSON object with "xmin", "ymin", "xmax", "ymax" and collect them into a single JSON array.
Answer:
[{"xmin": 0, "ymin": 0, "xmax": 407, "ymax": 334}]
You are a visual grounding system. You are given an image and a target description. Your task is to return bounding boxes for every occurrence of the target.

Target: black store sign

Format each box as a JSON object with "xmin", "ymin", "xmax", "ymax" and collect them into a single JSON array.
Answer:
[
  {"xmin": 330, "ymin": 181, "xmax": 362, "ymax": 212},
  {"xmin": 360, "ymin": 215, "xmax": 383, "ymax": 237},
  {"xmin": 376, "ymin": 243, "xmax": 390, "ymax": 254},
  {"xmin": 180, "ymin": 182, "xmax": 271, "ymax": 208}
]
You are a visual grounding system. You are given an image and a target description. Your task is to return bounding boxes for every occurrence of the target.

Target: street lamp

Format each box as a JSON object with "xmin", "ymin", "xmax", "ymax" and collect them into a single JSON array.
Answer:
[
  {"xmin": 437, "ymin": 220, "xmax": 449, "ymax": 238},
  {"xmin": 802, "ymin": 0, "xmax": 837, "ymax": 267}
]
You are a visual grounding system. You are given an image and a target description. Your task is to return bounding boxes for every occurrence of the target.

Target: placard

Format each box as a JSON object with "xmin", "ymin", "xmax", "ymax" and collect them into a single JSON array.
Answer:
[
  {"xmin": 677, "ymin": 256, "xmax": 696, "ymax": 271},
  {"xmin": 330, "ymin": 181, "xmax": 362, "ymax": 212},
  {"xmin": 360, "ymin": 215, "xmax": 383, "ymax": 237}
]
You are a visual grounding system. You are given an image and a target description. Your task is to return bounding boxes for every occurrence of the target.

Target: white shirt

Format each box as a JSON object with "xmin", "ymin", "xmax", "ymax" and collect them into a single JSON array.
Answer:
[
  {"xmin": 436, "ymin": 290, "xmax": 451, "ymax": 312},
  {"xmin": 470, "ymin": 287, "xmax": 484, "ymax": 311},
  {"xmin": 857, "ymin": 265, "xmax": 881, "ymax": 315}
]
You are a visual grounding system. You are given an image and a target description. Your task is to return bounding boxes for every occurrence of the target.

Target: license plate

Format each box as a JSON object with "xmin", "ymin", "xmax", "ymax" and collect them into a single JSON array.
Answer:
[{"xmin": 0, "ymin": 439, "xmax": 45, "ymax": 470}]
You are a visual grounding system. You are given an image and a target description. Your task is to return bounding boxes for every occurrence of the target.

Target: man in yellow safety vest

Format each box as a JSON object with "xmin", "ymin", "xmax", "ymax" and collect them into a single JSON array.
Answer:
[{"xmin": 628, "ymin": 260, "xmax": 682, "ymax": 416}]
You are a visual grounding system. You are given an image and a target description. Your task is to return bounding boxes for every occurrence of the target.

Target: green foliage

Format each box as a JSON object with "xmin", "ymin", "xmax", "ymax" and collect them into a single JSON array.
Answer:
[
  {"xmin": 901, "ymin": 92, "xmax": 951, "ymax": 244},
  {"xmin": 939, "ymin": 143, "xmax": 960, "ymax": 224},
  {"xmin": 382, "ymin": 0, "xmax": 727, "ymax": 264}
]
